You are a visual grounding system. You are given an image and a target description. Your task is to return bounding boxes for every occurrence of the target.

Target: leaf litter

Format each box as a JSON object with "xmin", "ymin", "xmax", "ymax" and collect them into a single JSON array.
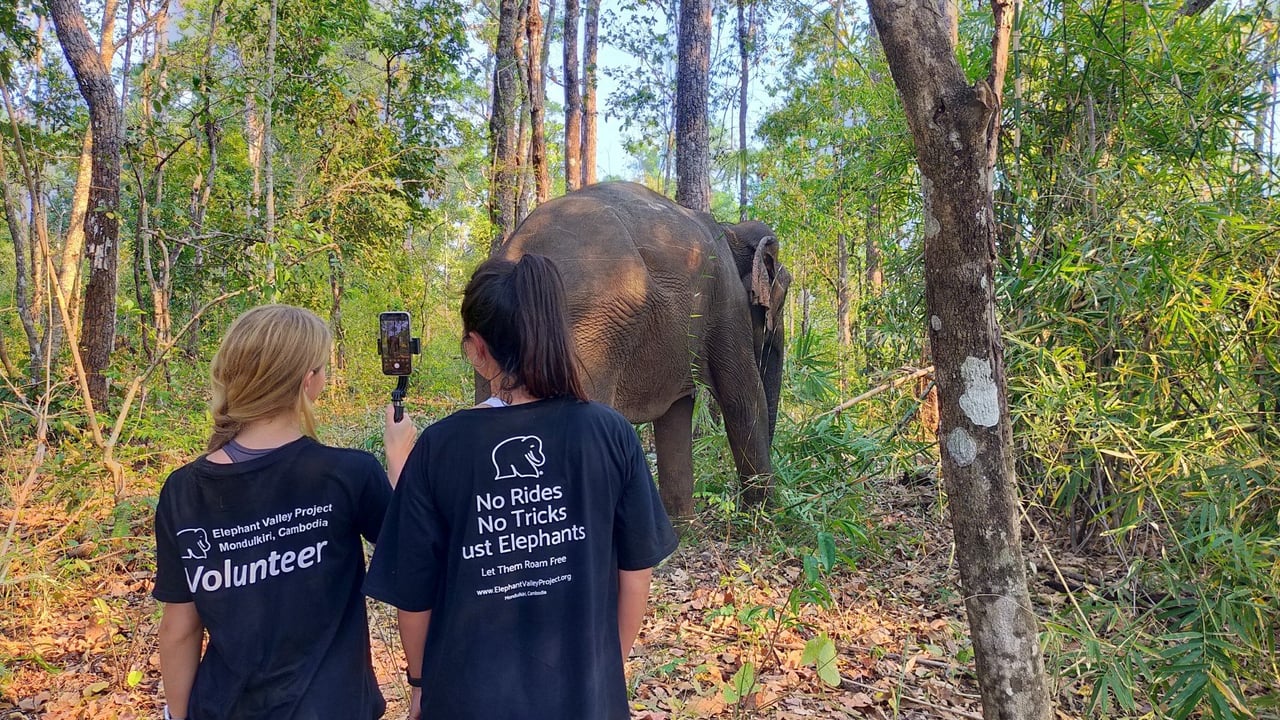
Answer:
[{"xmin": 2, "ymin": 478, "xmax": 1006, "ymax": 719}]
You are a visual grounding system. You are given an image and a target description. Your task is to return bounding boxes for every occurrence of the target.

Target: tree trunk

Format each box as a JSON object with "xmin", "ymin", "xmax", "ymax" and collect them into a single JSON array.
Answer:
[
  {"xmin": 527, "ymin": 0, "xmax": 550, "ymax": 203},
  {"xmin": 328, "ymin": 248, "xmax": 347, "ymax": 370},
  {"xmin": 866, "ymin": 1, "xmax": 1052, "ymax": 718},
  {"xmin": 48, "ymin": 0, "xmax": 124, "ymax": 409},
  {"xmin": 263, "ymin": 0, "xmax": 278, "ymax": 297},
  {"xmin": 563, "ymin": 0, "xmax": 582, "ymax": 191},
  {"xmin": 0, "ymin": 81, "xmax": 50, "ymax": 384},
  {"xmin": 490, "ymin": 0, "xmax": 521, "ymax": 249},
  {"xmin": 58, "ymin": 0, "xmax": 117, "ymax": 340},
  {"xmin": 581, "ymin": 0, "xmax": 599, "ymax": 185},
  {"xmin": 837, "ymin": 231, "xmax": 850, "ymax": 347},
  {"xmin": 515, "ymin": 0, "xmax": 532, "ymax": 222},
  {"xmin": 675, "ymin": 0, "xmax": 711, "ymax": 211},
  {"xmin": 737, "ymin": 0, "xmax": 751, "ymax": 220},
  {"xmin": 184, "ymin": 0, "xmax": 222, "ymax": 359}
]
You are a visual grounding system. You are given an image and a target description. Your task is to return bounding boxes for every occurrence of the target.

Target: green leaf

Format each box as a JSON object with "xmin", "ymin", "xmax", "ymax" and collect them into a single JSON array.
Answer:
[
  {"xmin": 816, "ymin": 531, "xmax": 837, "ymax": 571},
  {"xmin": 803, "ymin": 633, "xmax": 841, "ymax": 687},
  {"xmin": 722, "ymin": 661, "xmax": 756, "ymax": 703},
  {"xmin": 127, "ymin": 669, "xmax": 144, "ymax": 687}
]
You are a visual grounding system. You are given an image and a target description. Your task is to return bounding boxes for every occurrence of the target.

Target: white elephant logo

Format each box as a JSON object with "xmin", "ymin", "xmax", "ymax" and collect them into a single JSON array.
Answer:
[
  {"xmin": 177, "ymin": 527, "xmax": 211, "ymax": 560},
  {"xmin": 492, "ymin": 436, "xmax": 545, "ymax": 480}
]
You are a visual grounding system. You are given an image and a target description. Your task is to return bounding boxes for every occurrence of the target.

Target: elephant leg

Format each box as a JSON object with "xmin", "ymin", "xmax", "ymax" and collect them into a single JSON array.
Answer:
[{"xmin": 654, "ymin": 395, "xmax": 695, "ymax": 524}]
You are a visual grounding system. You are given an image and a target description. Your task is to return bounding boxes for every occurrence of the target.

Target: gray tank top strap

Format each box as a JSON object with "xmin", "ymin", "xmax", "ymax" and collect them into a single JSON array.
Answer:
[
  {"xmin": 223, "ymin": 438, "xmax": 281, "ymax": 463},
  {"xmin": 481, "ymin": 396, "xmax": 508, "ymax": 408}
]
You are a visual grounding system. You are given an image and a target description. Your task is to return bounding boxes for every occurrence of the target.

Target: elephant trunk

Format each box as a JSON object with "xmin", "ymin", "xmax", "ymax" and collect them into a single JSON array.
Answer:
[{"xmin": 760, "ymin": 323, "xmax": 785, "ymax": 442}]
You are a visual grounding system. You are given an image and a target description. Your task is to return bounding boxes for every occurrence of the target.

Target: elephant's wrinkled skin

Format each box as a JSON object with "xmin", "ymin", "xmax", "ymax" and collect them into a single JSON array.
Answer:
[{"xmin": 494, "ymin": 181, "xmax": 791, "ymax": 521}]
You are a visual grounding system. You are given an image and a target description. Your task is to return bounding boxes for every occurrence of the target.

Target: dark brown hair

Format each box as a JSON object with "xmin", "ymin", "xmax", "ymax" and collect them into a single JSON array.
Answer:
[{"xmin": 461, "ymin": 254, "xmax": 587, "ymax": 402}]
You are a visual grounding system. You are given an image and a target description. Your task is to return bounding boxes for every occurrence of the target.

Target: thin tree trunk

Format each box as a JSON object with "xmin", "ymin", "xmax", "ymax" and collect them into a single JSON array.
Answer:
[
  {"xmin": 48, "ymin": 0, "xmax": 124, "ymax": 409},
  {"xmin": 581, "ymin": 0, "xmax": 599, "ymax": 185},
  {"xmin": 527, "ymin": 0, "xmax": 549, "ymax": 203},
  {"xmin": 515, "ymin": 0, "xmax": 532, "ymax": 221},
  {"xmin": 328, "ymin": 247, "xmax": 346, "ymax": 370},
  {"xmin": 866, "ymin": 0, "xmax": 1052, "ymax": 717},
  {"xmin": 263, "ymin": 0, "xmax": 278, "ymax": 297},
  {"xmin": 737, "ymin": 0, "xmax": 750, "ymax": 220},
  {"xmin": 185, "ymin": 0, "xmax": 222, "ymax": 358},
  {"xmin": 837, "ymin": 231, "xmax": 850, "ymax": 346},
  {"xmin": 0, "ymin": 81, "xmax": 49, "ymax": 383},
  {"xmin": 490, "ymin": 0, "xmax": 521, "ymax": 249},
  {"xmin": 676, "ymin": 0, "xmax": 711, "ymax": 211},
  {"xmin": 563, "ymin": 0, "xmax": 582, "ymax": 191}
]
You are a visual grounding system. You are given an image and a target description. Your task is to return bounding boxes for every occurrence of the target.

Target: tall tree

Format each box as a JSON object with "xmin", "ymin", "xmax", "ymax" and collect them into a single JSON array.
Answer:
[
  {"xmin": 490, "ymin": 0, "xmax": 521, "ymax": 247},
  {"xmin": 865, "ymin": 0, "xmax": 1052, "ymax": 718},
  {"xmin": 263, "ymin": 0, "xmax": 278, "ymax": 296},
  {"xmin": 675, "ymin": 0, "xmax": 711, "ymax": 210},
  {"xmin": 581, "ymin": 0, "xmax": 599, "ymax": 185},
  {"xmin": 563, "ymin": 0, "xmax": 582, "ymax": 190},
  {"xmin": 47, "ymin": 0, "xmax": 123, "ymax": 408},
  {"xmin": 736, "ymin": 0, "xmax": 751, "ymax": 219},
  {"xmin": 526, "ymin": 0, "xmax": 550, "ymax": 202}
]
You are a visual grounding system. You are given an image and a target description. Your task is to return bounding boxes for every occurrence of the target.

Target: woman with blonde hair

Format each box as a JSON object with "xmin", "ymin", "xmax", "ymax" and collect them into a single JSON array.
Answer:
[{"xmin": 153, "ymin": 304, "xmax": 392, "ymax": 720}]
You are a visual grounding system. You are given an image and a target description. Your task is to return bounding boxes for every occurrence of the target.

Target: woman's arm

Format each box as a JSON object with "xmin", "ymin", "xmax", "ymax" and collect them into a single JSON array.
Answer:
[
  {"xmin": 384, "ymin": 405, "xmax": 418, "ymax": 488},
  {"xmin": 398, "ymin": 609, "xmax": 431, "ymax": 720},
  {"xmin": 618, "ymin": 568, "xmax": 654, "ymax": 665},
  {"xmin": 158, "ymin": 602, "xmax": 204, "ymax": 719}
]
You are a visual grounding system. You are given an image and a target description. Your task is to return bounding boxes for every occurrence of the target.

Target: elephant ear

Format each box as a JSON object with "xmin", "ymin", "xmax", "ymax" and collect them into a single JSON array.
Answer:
[{"xmin": 751, "ymin": 235, "xmax": 783, "ymax": 332}]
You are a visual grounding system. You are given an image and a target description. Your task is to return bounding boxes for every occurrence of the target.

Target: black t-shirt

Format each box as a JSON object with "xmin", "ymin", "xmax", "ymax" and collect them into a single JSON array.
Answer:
[
  {"xmin": 364, "ymin": 397, "xmax": 678, "ymax": 720},
  {"xmin": 153, "ymin": 437, "xmax": 392, "ymax": 720}
]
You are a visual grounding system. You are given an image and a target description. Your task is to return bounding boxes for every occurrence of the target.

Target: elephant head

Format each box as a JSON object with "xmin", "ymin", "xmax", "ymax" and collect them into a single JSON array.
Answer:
[{"xmin": 724, "ymin": 221, "xmax": 792, "ymax": 441}]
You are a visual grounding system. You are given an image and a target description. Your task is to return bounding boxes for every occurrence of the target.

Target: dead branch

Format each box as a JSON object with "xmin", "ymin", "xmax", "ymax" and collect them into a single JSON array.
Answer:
[{"xmin": 827, "ymin": 366, "xmax": 934, "ymax": 416}]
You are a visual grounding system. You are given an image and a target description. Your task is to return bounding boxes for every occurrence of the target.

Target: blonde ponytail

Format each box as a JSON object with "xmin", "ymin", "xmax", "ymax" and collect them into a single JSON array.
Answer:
[{"xmin": 206, "ymin": 305, "xmax": 332, "ymax": 452}]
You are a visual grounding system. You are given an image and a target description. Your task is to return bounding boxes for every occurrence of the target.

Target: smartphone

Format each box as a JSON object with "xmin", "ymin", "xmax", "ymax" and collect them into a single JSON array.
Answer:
[{"xmin": 378, "ymin": 311, "xmax": 413, "ymax": 376}]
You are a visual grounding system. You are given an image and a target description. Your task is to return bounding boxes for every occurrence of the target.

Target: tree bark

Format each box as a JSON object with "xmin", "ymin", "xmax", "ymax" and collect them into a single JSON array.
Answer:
[
  {"xmin": 676, "ymin": 0, "xmax": 711, "ymax": 211},
  {"xmin": 263, "ymin": 0, "xmax": 278, "ymax": 297},
  {"xmin": 526, "ymin": 0, "xmax": 550, "ymax": 203},
  {"xmin": 48, "ymin": 0, "xmax": 124, "ymax": 409},
  {"xmin": 58, "ymin": 0, "xmax": 119, "ymax": 338},
  {"xmin": 490, "ymin": 0, "xmax": 521, "ymax": 249},
  {"xmin": 866, "ymin": 1, "xmax": 1052, "ymax": 718},
  {"xmin": 581, "ymin": 0, "xmax": 599, "ymax": 185},
  {"xmin": 515, "ymin": 0, "xmax": 532, "ymax": 221},
  {"xmin": 563, "ymin": 0, "xmax": 582, "ymax": 191},
  {"xmin": 0, "ymin": 80, "xmax": 50, "ymax": 384},
  {"xmin": 737, "ymin": 0, "xmax": 751, "ymax": 220}
]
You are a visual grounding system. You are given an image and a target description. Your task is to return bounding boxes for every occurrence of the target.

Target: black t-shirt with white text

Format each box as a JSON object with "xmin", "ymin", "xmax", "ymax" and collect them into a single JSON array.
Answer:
[
  {"xmin": 153, "ymin": 437, "xmax": 391, "ymax": 720},
  {"xmin": 364, "ymin": 397, "xmax": 678, "ymax": 720}
]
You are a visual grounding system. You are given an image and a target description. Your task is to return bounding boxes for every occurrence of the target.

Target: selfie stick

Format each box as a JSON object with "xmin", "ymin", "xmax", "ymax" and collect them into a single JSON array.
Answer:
[
  {"xmin": 391, "ymin": 376, "xmax": 410, "ymax": 422},
  {"xmin": 380, "ymin": 336, "xmax": 420, "ymax": 423}
]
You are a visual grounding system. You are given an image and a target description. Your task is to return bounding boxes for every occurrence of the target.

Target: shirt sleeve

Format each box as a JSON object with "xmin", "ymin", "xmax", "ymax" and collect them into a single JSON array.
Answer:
[
  {"xmin": 363, "ymin": 434, "xmax": 445, "ymax": 612},
  {"xmin": 152, "ymin": 478, "xmax": 194, "ymax": 603},
  {"xmin": 356, "ymin": 455, "xmax": 394, "ymax": 544},
  {"xmin": 613, "ymin": 423, "xmax": 679, "ymax": 571}
]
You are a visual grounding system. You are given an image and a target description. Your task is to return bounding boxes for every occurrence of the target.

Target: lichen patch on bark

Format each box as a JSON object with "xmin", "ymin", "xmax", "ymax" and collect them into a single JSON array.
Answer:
[{"xmin": 958, "ymin": 355, "xmax": 1000, "ymax": 427}]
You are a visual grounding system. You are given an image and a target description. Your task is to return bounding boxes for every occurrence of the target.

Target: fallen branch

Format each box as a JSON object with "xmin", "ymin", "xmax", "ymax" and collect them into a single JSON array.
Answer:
[
  {"xmin": 841, "ymin": 677, "xmax": 984, "ymax": 720},
  {"xmin": 826, "ymin": 366, "xmax": 934, "ymax": 416}
]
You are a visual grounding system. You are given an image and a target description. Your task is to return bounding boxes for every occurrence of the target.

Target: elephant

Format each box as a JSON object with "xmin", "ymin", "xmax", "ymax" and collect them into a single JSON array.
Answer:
[{"xmin": 493, "ymin": 181, "xmax": 791, "ymax": 521}]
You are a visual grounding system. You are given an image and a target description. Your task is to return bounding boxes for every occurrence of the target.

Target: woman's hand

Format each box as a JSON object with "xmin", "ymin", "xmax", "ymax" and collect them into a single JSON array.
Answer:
[{"xmin": 384, "ymin": 404, "xmax": 417, "ymax": 488}]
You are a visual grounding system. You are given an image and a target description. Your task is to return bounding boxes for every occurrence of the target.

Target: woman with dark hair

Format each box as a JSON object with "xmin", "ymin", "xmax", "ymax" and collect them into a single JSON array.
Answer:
[{"xmin": 366, "ymin": 254, "xmax": 677, "ymax": 720}]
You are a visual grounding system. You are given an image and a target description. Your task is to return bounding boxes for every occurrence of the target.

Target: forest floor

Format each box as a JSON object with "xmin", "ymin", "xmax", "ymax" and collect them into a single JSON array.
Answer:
[{"xmin": 1, "ymin": 465, "xmax": 1099, "ymax": 720}]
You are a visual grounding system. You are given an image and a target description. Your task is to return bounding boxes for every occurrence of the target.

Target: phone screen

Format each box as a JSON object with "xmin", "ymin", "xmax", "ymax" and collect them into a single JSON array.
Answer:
[{"xmin": 379, "ymin": 312, "xmax": 412, "ymax": 376}]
